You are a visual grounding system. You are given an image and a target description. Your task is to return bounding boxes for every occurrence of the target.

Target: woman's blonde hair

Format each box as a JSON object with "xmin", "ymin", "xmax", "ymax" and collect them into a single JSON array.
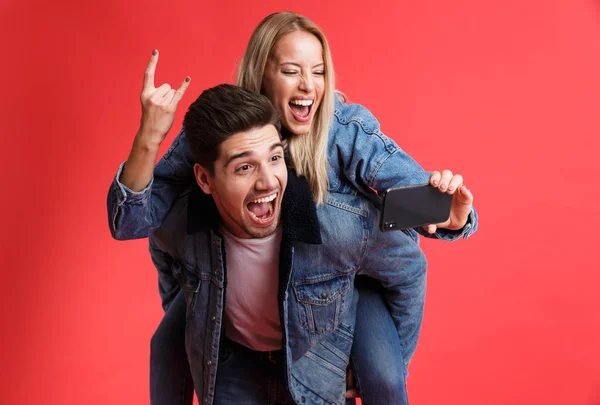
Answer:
[{"xmin": 237, "ymin": 11, "xmax": 335, "ymax": 204}]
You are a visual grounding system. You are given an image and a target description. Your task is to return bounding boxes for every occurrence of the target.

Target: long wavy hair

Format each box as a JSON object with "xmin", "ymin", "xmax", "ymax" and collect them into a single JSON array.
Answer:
[{"xmin": 236, "ymin": 11, "xmax": 335, "ymax": 204}]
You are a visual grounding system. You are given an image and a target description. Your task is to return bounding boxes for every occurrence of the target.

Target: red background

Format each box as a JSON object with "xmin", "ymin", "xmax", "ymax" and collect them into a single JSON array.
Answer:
[{"xmin": 2, "ymin": 0, "xmax": 600, "ymax": 404}]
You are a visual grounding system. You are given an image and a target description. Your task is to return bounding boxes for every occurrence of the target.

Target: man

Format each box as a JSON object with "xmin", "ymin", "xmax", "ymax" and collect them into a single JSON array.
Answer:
[{"xmin": 139, "ymin": 83, "xmax": 474, "ymax": 405}]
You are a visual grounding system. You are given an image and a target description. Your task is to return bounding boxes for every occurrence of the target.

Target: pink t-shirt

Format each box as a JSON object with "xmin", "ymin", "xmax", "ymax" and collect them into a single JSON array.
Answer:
[{"xmin": 220, "ymin": 226, "xmax": 283, "ymax": 351}]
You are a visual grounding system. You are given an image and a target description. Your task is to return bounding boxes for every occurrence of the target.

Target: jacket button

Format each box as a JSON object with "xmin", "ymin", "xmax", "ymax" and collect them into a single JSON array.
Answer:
[
  {"xmin": 301, "ymin": 396, "xmax": 306, "ymax": 403},
  {"xmin": 207, "ymin": 360, "xmax": 212, "ymax": 366},
  {"xmin": 211, "ymin": 316, "xmax": 216, "ymax": 322},
  {"xmin": 321, "ymin": 291, "xmax": 328, "ymax": 299}
]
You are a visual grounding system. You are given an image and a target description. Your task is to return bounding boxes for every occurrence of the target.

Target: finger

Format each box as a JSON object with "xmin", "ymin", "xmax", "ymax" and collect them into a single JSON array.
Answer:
[
  {"xmin": 345, "ymin": 388, "xmax": 361, "ymax": 399},
  {"xmin": 143, "ymin": 49, "xmax": 159, "ymax": 90},
  {"xmin": 425, "ymin": 224, "xmax": 437, "ymax": 234},
  {"xmin": 163, "ymin": 88, "xmax": 177, "ymax": 105},
  {"xmin": 438, "ymin": 169, "xmax": 453, "ymax": 192},
  {"xmin": 170, "ymin": 76, "xmax": 191, "ymax": 108},
  {"xmin": 446, "ymin": 174, "xmax": 463, "ymax": 194},
  {"xmin": 458, "ymin": 184, "xmax": 474, "ymax": 204},
  {"xmin": 429, "ymin": 171, "xmax": 441, "ymax": 187},
  {"xmin": 154, "ymin": 83, "xmax": 172, "ymax": 98}
]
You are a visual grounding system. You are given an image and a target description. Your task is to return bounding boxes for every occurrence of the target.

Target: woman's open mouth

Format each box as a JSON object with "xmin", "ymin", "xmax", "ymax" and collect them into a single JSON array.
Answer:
[{"xmin": 288, "ymin": 99, "xmax": 314, "ymax": 123}]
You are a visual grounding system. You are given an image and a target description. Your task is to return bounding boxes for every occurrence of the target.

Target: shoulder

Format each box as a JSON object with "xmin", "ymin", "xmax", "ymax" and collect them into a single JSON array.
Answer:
[
  {"xmin": 329, "ymin": 94, "xmax": 399, "ymax": 156},
  {"xmin": 333, "ymin": 94, "xmax": 381, "ymax": 135}
]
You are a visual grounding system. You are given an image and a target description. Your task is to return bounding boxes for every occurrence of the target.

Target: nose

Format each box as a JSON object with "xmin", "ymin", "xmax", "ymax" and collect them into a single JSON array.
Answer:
[
  {"xmin": 255, "ymin": 164, "xmax": 278, "ymax": 191},
  {"xmin": 298, "ymin": 72, "xmax": 315, "ymax": 92}
]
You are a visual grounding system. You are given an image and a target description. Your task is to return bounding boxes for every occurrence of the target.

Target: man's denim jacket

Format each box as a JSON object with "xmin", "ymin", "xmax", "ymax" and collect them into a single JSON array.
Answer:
[
  {"xmin": 106, "ymin": 98, "xmax": 478, "ymax": 399},
  {"xmin": 149, "ymin": 170, "xmax": 431, "ymax": 405}
]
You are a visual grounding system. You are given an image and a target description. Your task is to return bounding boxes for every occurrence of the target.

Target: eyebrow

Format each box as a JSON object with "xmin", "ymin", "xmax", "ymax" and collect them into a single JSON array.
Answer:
[
  {"xmin": 224, "ymin": 142, "xmax": 285, "ymax": 168},
  {"xmin": 278, "ymin": 62, "xmax": 324, "ymax": 69}
]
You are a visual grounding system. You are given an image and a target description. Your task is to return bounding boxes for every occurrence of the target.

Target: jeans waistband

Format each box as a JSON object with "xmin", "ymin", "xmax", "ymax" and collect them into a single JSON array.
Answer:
[{"xmin": 222, "ymin": 337, "xmax": 285, "ymax": 368}]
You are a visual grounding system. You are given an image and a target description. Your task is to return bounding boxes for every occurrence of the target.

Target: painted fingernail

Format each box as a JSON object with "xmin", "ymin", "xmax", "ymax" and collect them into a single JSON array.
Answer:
[
  {"xmin": 152, "ymin": 49, "xmax": 157, "ymax": 55},
  {"xmin": 185, "ymin": 76, "xmax": 191, "ymax": 82}
]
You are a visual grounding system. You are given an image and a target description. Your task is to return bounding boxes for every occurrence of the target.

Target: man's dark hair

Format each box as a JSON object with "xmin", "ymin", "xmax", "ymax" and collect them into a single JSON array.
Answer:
[{"xmin": 183, "ymin": 84, "xmax": 281, "ymax": 174}]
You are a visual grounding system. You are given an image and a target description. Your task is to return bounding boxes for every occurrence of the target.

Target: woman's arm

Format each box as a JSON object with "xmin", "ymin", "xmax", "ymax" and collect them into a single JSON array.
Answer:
[
  {"xmin": 329, "ymin": 99, "xmax": 478, "ymax": 240},
  {"xmin": 106, "ymin": 50, "xmax": 195, "ymax": 240}
]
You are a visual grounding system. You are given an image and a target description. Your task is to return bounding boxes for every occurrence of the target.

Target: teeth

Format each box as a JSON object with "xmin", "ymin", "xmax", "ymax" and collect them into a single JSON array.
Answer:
[
  {"xmin": 290, "ymin": 99, "xmax": 313, "ymax": 107},
  {"xmin": 250, "ymin": 193, "xmax": 277, "ymax": 204}
]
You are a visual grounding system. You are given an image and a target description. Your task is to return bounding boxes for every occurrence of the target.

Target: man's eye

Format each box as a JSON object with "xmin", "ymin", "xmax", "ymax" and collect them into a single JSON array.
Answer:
[
  {"xmin": 271, "ymin": 155, "xmax": 282, "ymax": 162},
  {"xmin": 237, "ymin": 165, "xmax": 251, "ymax": 172}
]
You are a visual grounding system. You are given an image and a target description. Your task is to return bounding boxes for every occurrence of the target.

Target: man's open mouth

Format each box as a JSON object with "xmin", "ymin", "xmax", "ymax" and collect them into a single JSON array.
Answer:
[{"xmin": 247, "ymin": 192, "xmax": 278, "ymax": 224}]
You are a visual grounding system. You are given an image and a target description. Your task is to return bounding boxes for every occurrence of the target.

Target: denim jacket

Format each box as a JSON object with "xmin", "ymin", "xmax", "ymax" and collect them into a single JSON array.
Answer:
[
  {"xmin": 107, "ymin": 97, "xmax": 477, "ymax": 242},
  {"xmin": 149, "ymin": 170, "xmax": 430, "ymax": 405},
  {"xmin": 107, "ymin": 97, "xmax": 478, "ymax": 374}
]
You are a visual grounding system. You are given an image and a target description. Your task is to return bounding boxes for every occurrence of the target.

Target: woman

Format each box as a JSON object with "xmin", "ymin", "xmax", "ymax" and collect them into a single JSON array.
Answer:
[{"xmin": 109, "ymin": 11, "xmax": 476, "ymax": 405}]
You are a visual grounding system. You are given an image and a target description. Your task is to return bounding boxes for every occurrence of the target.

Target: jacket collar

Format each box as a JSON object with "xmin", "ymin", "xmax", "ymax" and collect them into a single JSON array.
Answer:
[{"xmin": 186, "ymin": 169, "xmax": 322, "ymax": 244}]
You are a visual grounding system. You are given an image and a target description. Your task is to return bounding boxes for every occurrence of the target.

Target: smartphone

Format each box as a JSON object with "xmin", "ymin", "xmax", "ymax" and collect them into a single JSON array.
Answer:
[{"xmin": 380, "ymin": 184, "xmax": 453, "ymax": 232}]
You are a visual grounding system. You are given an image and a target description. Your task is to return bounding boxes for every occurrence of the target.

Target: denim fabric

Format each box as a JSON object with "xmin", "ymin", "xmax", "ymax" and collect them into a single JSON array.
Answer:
[
  {"xmin": 327, "ymin": 97, "xmax": 478, "ymax": 242},
  {"xmin": 149, "ymin": 291, "xmax": 193, "ymax": 405},
  {"xmin": 107, "ymin": 98, "xmax": 477, "ymax": 242},
  {"xmin": 351, "ymin": 277, "xmax": 408, "ymax": 405},
  {"xmin": 107, "ymin": 98, "xmax": 479, "ymax": 404},
  {"xmin": 149, "ymin": 280, "xmax": 409, "ymax": 405},
  {"xmin": 213, "ymin": 338, "xmax": 295, "ymax": 405},
  {"xmin": 107, "ymin": 97, "xmax": 477, "ymax": 365},
  {"xmin": 147, "ymin": 170, "xmax": 429, "ymax": 404}
]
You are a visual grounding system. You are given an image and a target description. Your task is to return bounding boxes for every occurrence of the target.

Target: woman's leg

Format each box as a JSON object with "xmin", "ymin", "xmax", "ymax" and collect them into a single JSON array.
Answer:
[
  {"xmin": 150, "ymin": 290, "xmax": 194, "ymax": 405},
  {"xmin": 351, "ymin": 277, "xmax": 409, "ymax": 405}
]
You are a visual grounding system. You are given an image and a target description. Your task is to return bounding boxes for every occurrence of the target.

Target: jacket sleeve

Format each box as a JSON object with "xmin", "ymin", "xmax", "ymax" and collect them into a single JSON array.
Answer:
[{"xmin": 329, "ymin": 101, "xmax": 477, "ymax": 241}]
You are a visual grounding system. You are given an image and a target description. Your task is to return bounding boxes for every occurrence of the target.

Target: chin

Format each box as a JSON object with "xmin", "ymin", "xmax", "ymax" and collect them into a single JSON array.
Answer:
[
  {"xmin": 249, "ymin": 225, "xmax": 278, "ymax": 239},
  {"xmin": 286, "ymin": 124, "xmax": 311, "ymax": 136}
]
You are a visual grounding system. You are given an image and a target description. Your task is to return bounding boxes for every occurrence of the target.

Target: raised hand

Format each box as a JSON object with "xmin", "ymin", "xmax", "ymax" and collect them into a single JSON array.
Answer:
[
  {"xmin": 138, "ymin": 49, "xmax": 191, "ymax": 147},
  {"xmin": 423, "ymin": 170, "xmax": 474, "ymax": 234},
  {"xmin": 119, "ymin": 49, "xmax": 191, "ymax": 192}
]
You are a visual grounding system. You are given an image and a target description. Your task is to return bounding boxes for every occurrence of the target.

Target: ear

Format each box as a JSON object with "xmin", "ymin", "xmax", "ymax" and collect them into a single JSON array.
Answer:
[{"xmin": 194, "ymin": 163, "xmax": 213, "ymax": 195}]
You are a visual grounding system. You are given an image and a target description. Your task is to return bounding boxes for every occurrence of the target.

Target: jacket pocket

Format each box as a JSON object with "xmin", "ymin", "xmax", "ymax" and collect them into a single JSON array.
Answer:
[{"xmin": 293, "ymin": 274, "xmax": 351, "ymax": 334}]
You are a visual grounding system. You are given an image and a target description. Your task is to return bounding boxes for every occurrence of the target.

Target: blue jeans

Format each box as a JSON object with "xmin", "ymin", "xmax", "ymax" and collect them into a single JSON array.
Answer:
[
  {"xmin": 351, "ymin": 277, "xmax": 408, "ymax": 405},
  {"xmin": 150, "ymin": 279, "xmax": 408, "ymax": 405},
  {"xmin": 213, "ymin": 338, "xmax": 295, "ymax": 405},
  {"xmin": 150, "ymin": 290, "xmax": 194, "ymax": 405}
]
